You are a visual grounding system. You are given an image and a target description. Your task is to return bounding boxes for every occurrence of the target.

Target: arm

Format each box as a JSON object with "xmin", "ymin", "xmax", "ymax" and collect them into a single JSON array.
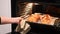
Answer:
[{"xmin": 1, "ymin": 16, "xmax": 22, "ymax": 24}]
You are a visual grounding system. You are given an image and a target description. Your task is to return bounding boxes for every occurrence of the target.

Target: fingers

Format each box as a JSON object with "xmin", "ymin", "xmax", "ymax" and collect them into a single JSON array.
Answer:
[{"xmin": 17, "ymin": 15, "xmax": 30, "ymax": 24}]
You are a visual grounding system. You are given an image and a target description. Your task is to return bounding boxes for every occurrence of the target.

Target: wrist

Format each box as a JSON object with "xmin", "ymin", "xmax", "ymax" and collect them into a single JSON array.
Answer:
[
  {"xmin": 12, "ymin": 18, "xmax": 19, "ymax": 24},
  {"xmin": 11, "ymin": 17, "xmax": 22, "ymax": 24}
]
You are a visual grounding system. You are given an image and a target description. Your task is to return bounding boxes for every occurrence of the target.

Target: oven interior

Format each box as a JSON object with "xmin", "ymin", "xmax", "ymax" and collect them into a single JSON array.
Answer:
[
  {"xmin": 15, "ymin": 2, "xmax": 60, "ymax": 18},
  {"xmin": 11, "ymin": 0, "xmax": 60, "ymax": 34}
]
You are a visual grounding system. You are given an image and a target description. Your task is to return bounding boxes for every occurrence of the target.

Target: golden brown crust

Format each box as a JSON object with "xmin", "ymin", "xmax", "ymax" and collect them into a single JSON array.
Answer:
[
  {"xmin": 41, "ymin": 14, "xmax": 52, "ymax": 25},
  {"xmin": 27, "ymin": 13, "xmax": 54, "ymax": 25},
  {"xmin": 27, "ymin": 14, "xmax": 40, "ymax": 22}
]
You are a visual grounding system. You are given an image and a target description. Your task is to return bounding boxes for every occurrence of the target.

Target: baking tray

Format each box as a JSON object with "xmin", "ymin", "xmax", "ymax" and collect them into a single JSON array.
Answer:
[{"xmin": 26, "ymin": 21, "xmax": 60, "ymax": 34}]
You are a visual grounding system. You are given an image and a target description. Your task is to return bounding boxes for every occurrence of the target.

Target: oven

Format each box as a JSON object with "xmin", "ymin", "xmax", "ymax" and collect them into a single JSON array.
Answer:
[{"xmin": 11, "ymin": 0, "xmax": 60, "ymax": 34}]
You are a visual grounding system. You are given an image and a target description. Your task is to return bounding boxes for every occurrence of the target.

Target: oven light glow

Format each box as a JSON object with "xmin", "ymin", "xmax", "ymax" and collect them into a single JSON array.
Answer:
[
  {"xmin": 34, "ymin": 3, "xmax": 39, "ymax": 5},
  {"xmin": 24, "ymin": 3, "xmax": 33, "ymax": 15}
]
